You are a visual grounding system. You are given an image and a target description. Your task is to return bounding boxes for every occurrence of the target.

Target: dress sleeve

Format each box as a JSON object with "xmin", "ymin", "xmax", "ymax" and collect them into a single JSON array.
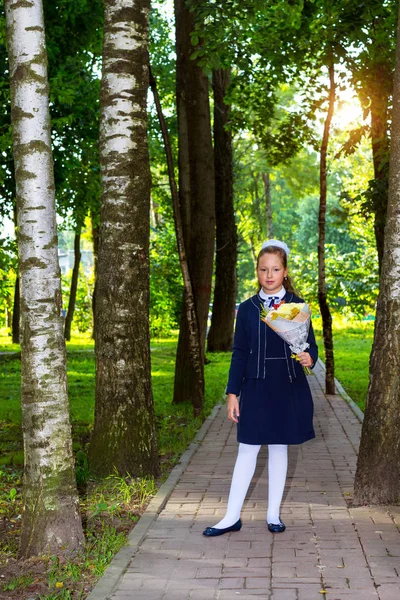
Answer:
[
  {"xmin": 307, "ymin": 318, "xmax": 318, "ymax": 369},
  {"xmin": 225, "ymin": 304, "xmax": 248, "ymax": 396}
]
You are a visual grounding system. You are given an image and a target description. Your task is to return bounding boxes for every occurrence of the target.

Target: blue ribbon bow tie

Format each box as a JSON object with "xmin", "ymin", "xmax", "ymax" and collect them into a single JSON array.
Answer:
[{"xmin": 266, "ymin": 296, "xmax": 280, "ymax": 307}]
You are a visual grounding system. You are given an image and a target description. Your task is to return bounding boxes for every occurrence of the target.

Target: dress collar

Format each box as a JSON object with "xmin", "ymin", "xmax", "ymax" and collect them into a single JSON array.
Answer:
[{"xmin": 259, "ymin": 286, "xmax": 286, "ymax": 302}]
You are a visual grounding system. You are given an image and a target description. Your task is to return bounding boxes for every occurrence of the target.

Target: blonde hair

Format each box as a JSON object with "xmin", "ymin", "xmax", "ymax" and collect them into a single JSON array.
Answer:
[{"xmin": 256, "ymin": 245, "xmax": 298, "ymax": 295}]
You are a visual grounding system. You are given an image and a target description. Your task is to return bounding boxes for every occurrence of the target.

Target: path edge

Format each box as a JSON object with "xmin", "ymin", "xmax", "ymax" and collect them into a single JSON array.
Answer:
[
  {"xmin": 85, "ymin": 400, "xmax": 224, "ymax": 600},
  {"xmin": 317, "ymin": 358, "xmax": 364, "ymax": 423}
]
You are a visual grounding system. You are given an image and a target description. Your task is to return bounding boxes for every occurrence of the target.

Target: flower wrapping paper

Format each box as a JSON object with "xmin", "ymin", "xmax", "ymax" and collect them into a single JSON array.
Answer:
[{"xmin": 263, "ymin": 303, "xmax": 311, "ymax": 356}]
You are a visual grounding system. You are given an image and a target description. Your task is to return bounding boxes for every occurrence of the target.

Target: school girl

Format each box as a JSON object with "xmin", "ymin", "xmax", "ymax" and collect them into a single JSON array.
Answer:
[{"xmin": 203, "ymin": 239, "xmax": 318, "ymax": 536}]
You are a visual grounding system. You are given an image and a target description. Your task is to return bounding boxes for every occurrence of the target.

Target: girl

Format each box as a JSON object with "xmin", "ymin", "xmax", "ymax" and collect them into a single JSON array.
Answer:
[{"xmin": 203, "ymin": 239, "xmax": 318, "ymax": 536}]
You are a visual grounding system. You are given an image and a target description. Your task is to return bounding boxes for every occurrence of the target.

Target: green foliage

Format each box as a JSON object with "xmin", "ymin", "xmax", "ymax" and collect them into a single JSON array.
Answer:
[
  {"xmin": 2, "ymin": 574, "xmax": 34, "ymax": 592},
  {"xmin": 291, "ymin": 243, "xmax": 378, "ymax": 317},
  {"xmin": 103, "ymin": 471, "xmax": 156, "ymax": 508},
  {"xmin": 61, "ymin": 265, "xmax": 94, "ymax": 334},
  {"xmin": 150, "ymin": 218, "xmax": 183, "ymax": 339},
  {"xmin": 0, "ymin": 236, "xmax": 17, "ymax": 329},
  {"xmin": 45, "ymin": 525, "xmax": 126, "ymax": 591}
]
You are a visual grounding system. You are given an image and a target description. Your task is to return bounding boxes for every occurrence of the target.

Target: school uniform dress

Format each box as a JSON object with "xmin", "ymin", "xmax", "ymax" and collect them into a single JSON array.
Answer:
[{"xmin": 226, "ymin": 291, "xmax": 318, "ymax": 445}]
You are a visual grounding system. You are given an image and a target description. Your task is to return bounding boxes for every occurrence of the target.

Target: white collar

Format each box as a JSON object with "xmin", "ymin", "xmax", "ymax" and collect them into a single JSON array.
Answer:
[{"xmin": 259, "ymin": 286, "xmax": 286, "ymax": 302}]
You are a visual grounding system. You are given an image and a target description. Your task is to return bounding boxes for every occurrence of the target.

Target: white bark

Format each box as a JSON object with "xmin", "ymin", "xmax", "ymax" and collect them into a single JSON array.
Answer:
[
  {"xmin": 89, "ymin": 0, "xmax": 159, "ymax": 476},
  {"xmin": 5, "ymin": 0, "xmax": 83, "ymax": 556}
]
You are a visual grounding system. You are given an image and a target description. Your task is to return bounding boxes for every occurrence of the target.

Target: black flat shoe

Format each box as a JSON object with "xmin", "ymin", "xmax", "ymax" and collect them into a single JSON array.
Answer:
[
  {"xmin": 267, "ymin": 520, "xmax": 286, "ymax": 533},
  {"xmin": 202, "ymin": 519, "xmax": 242, "ymax": 537}
]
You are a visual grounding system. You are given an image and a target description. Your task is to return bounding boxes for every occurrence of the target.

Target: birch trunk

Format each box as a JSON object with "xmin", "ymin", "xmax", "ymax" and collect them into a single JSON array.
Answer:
[
  {"xmin": 318, "ymin": 61, "xmax": 335, "ymax": 395},
  {"xmin": 88, "ymin": 0, "xmax": 159, "ymax": 476},
  {"xmin": 64, "ymin": 229, "xmax": 81, "ymax": 341},
  {"xmin": 353, "ymin": 3, "xmax": 400, "ymax": 504},
  {"xmin": 5, "ymin": 0, "xmax": 83, "ymax": 557},
  {"xmin": 207, "ymin": 68, "xmax": 237, "ymax": 353},
  {"xmin": 173, "ymin": 0, "xmax": 216, "ymax": 411}
]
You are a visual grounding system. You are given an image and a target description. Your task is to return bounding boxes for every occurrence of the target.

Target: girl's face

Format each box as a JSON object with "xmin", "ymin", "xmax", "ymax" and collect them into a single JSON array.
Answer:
[{"xmin": 257, "ymin": 252, "xmax": 288, "ymax": 295}]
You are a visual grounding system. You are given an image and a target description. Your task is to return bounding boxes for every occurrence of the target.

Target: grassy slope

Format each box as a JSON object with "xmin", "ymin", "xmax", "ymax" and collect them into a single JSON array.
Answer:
[
  {"xmin": 313, "ymin": 317, "xmax": 374, "ymax": 411},
  {"xmin": 0, "ymin": 331, "xmax": 230, "ymax": 468}
]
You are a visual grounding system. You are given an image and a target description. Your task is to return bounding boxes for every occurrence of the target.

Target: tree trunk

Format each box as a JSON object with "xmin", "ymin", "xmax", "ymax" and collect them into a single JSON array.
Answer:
[
  {"xmin": 5, "ymin": 0, "xmax": 83, "ymax": 557},
  {"xmin": 207, "ymin": 68, "xmax": 237, "ymax": 353},
  {"xmin": 353, "ymin": 4, "xmax": 400, "ymax": 505},
  {"xmin": 12, "ymin": 276, "xmax": 20, "ymax": 344},
  {"xmin": 370, "ymin": 77, "xmax": 390, "ymax": 273},
  {"xmin": 6, "ymin": 293, "xmax": 12, "ymax": 330},
  {"xmin": 64, "ymin": 229, "xmax": 81, "ymax": 341},
  {"xmin": 173, "ymin": 0, "xmax": 216, "ymax": 411},
  {"xmin": 318, "ymin": 60, "xmax": 335, "ymax": 395},
  {"xmin": 91, "ymin": 213, "xmax": 99, "ymax": 340},
  {"xmin": 149, "ymin": 66, "xmax": 205, "ymax": 407},
  {"xmin": 262, "ymin": 172, "xmax": 274, "ymax": 238},
  {"xmin": 88, "ymin": 0, "xmax": 159, "ymax": 477}
]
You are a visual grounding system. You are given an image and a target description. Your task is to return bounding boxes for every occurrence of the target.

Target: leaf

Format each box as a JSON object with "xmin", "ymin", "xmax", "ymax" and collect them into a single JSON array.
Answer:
[{"xmin": 55, "ymin": 582, "xmax": 64, "ymax": 588}]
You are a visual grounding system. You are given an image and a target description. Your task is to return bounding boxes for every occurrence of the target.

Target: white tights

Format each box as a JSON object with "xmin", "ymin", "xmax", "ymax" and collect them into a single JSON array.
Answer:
[{"xmin": 213, "ymin": 443, "xmax": 288, "ymax": 528}]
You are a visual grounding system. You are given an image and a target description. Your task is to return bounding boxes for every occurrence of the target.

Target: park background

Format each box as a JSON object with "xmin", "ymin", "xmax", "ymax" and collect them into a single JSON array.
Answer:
[{"xmin": 0, "ymin": 0, "xmax": 396, "ymax": 598}]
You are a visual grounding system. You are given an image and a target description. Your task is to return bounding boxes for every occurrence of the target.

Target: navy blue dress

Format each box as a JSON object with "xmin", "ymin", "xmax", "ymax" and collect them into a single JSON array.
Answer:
[{"xmin": 226, "ymin": 291, "xmax": 318, "ymax": 445}]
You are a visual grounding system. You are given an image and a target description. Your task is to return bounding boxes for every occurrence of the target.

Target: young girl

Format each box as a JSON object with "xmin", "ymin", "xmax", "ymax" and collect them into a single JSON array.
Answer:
[{"xmin": 203, "ymin": 239, "xmax": 318, "ymax": 536}]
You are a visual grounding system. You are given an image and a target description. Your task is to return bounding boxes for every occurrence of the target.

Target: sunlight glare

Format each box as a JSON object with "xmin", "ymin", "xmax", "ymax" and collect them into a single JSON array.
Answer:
[{"xmin": 334, "ymin": 89, "xmax": 365, "ymax": 128}]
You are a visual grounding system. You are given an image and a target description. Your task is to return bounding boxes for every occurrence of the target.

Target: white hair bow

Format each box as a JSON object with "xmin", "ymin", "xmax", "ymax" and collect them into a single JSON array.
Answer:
[{"xmin": 261, "ymin": 239, "xmax": 290, "ymax": 257}]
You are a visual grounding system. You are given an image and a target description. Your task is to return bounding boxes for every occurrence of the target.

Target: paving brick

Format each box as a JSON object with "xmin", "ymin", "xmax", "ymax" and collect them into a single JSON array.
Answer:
[
  {"xmin": 218, "ymin": 577, "xmax": 245, "ymax": 589},
  {"xmin": 378, "ymin": 585, "xmax": 400, "ymax": 600},
  {"xmin": 270, "ymin": 590, "xmax": 297, "ymax": 600},
  {"xmin": 245, "ymin": 577, "xmax": 271, "ymax": 589},
  {"xmin": 190, "ymin": 591, "xmax": 218, "ymax": 600}
]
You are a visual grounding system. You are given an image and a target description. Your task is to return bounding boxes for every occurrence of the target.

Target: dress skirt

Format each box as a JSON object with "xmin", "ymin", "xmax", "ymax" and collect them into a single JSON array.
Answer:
[{"xmin": 237, "ymin": 361, "xmax": 315, "ymax": 445}]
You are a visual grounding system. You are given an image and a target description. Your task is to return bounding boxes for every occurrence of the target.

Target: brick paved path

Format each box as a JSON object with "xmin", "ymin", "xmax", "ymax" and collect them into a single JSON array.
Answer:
[{"xmin": 110, "ymin": 363, "xmax": 400, "ymax": 600}]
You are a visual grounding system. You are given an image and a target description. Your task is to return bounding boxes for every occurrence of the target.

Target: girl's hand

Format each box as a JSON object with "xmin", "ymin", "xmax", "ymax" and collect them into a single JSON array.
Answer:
[
  {"xmin": 297, "ymin": 352, "xmax": 313, "ymax": 368},
  {"xmin": 227, "ymin": 394, "xmax": 240, "ymax": 423}
]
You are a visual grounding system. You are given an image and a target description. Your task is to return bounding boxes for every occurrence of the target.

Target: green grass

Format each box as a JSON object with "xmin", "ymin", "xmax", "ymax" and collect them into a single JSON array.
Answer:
[
  {"xmin": 0, "ymin": 331, "xmax": 230, "ymax": 470},
  {"xmin": 313, "ymin": 317, "xmax": 374, "ymax": 411}
]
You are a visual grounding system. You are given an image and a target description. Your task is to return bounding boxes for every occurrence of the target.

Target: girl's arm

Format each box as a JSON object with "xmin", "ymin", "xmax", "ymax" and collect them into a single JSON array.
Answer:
[{"xmin": 225, "ymin": 304, "xmax": 248, "ymax": 396}]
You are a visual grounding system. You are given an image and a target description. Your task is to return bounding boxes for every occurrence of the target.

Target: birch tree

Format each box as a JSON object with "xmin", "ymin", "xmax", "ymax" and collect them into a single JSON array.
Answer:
[
  {"xmin": 88, "ymin": 0, "xmax": 159, "ymax": 476},
  {"xmin": 353, "ymin": 0, "xmax": 400, "ymax": 504},
  {"xmin": 5, "ymin": 0, "xmax": 83, "ymax": 557}
]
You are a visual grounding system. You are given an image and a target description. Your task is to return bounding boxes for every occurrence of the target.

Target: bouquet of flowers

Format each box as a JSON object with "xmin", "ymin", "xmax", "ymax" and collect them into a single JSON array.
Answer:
[{"xmin": 260, "ymin": 301, "xmax": 313, "ymax": 375}]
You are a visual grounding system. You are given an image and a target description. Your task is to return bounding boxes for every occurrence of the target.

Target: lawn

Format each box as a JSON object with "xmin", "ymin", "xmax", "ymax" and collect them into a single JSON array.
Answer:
[
  {"xmin": 313, "ymin": 316, "xmax": 374, "ymax": 411},
  {"xmin": 0, "ymin": 330, "xmax": 230, "ymax": 468}
]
